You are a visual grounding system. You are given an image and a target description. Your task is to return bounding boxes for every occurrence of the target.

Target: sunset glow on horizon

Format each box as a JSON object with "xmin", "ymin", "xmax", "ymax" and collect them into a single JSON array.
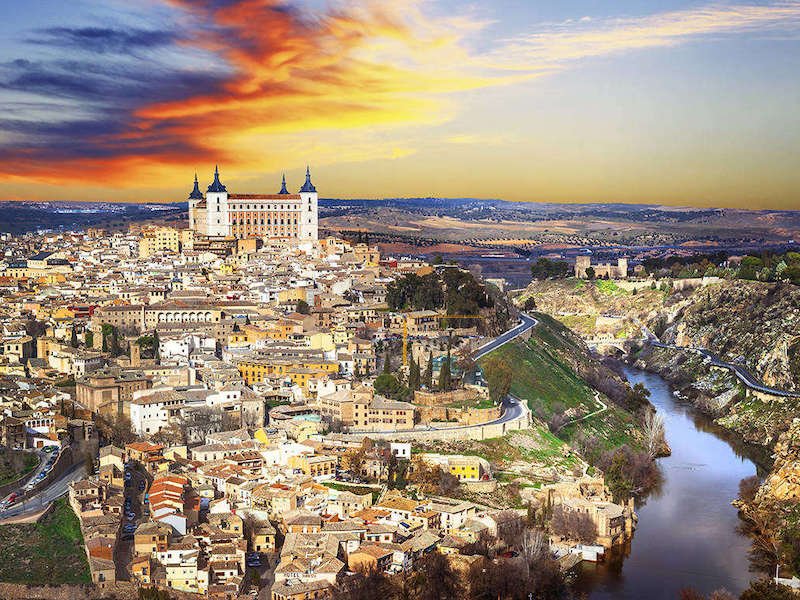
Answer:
[{"xmin": 1, "ymin": 0, "xmax": 799, "ymax": 209}]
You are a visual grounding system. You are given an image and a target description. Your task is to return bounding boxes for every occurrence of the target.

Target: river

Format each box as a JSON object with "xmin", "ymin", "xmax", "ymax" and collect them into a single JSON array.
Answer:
[{"xmin": 573, "ymin": 368, "xmax": 770, "ymax": 599}]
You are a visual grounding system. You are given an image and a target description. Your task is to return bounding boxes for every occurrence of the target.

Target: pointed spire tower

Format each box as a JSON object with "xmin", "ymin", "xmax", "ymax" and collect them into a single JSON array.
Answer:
[
  {"xmin": 298, "ymin": 164, "xmax": 318, "ymax": 241},
  {"xmin": 188, "ymin": 172, "xmax": 204, "ymax": 200},
  {"xmin": 278, "ymin": 173, "xmax": 289, "ymax": 195},
  {"xmin": 207, "ymin": 164, "xmax": 227, "ymax": 193},
  {"xmin": 300, "ymin": 165, "xmax": 316, "ymax": 193}
]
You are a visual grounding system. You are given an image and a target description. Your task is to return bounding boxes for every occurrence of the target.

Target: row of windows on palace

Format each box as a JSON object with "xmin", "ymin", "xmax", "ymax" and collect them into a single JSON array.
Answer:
[
  {"xmin": 209, "ymin": 199, "xmax": 311, "ymax": 211},
  {"xmin": 232, "ymin": 218, "xmax": 311, "ymax": 225}
]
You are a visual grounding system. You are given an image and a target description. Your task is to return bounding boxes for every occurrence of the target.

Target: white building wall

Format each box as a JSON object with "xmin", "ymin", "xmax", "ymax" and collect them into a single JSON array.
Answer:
[
  {"xmin": 299, "ymin": 191, "xmax": 318, "ymax": 240},
  {"xmin": 205, "ymin": 191, "xmax": 229, "ymax": 237}
]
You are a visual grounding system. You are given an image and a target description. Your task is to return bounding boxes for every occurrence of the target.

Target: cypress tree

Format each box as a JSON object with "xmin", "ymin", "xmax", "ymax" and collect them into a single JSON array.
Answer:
[
  {"xmin": 71, "ymin": 327, "xmax": 78, "ymax": 348},
  {"xmin": 438, "ymin": 336, "xmax": 452, "ymax": 392},
  {"xmin": 409, "ymin": 355, "xmax": 420, "ymax": 391},
  {"xmin": 383, "ymin": 350, "xmax": 391, "ymax": 375},
  {"xmin": 424, "ymin": 351, "xmax": 433, "ymax": 389},
  {"xmin": 438, "ymin": 354, "xmax": 450, "ymax": 392},
  {"xmin": 153, "ymin": 330, "xmax": 160, "ymax": 361}
]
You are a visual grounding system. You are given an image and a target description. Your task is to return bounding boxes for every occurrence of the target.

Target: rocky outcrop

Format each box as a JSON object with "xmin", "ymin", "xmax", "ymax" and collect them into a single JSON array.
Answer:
[
  {"xmin": 652, "ymin": 281, "xmax": 800, "ymax": 393},
  {"xmin": 758, "ymin": 419, "xmax": 800, "ymax": 502}
]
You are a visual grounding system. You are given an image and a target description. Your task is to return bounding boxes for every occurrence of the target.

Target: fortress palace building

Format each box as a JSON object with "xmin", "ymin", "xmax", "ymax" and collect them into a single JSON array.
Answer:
[{"xmin": 188, "ymin": 166, "xmax": 318, "ymax": 241}]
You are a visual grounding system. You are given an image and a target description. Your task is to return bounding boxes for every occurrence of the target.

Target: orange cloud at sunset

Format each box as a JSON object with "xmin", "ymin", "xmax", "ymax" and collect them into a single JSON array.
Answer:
[
  {"xmin": 1, "ymin": 0, "xmax": 799, "ymax": 208},
  {"xmin": 2, "ymin": 0, "xmax": 515, "ymax": 190}
]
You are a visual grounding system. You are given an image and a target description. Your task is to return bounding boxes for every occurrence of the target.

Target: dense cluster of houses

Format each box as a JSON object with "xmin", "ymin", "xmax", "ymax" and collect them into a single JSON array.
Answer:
[
  {"xmin": 0, "ymin": 224, "xmax": 636, "ymax": 599},
  {"xmin": 67, "ymin": 429, "xmax": 525, "ymax": 600}
]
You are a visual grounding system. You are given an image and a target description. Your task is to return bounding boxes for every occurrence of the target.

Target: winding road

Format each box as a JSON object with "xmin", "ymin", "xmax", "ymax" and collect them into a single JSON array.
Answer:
[
  {"xmin": 473, "ymin": 313, "xmax": 538, "ymax": 360},
  {"xmin": 0, "ymin": 462, "xmax": 86, "ymax": 521},
  {"xmin": 651, "ymin": 341, "xmax": 800, "ymax": 399}
]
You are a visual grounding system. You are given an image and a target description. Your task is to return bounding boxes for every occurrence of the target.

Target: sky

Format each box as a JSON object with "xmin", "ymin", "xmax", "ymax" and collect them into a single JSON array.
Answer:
[{"xmin": 1, "ymin": 0, "xmax": 799, "ymax": 209}]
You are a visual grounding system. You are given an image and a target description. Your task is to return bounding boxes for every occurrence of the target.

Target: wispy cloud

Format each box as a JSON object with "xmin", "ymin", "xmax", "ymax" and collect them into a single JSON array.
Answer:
[
  {"xmin": 27, "ymin": 27, "xmax": 178, "ymax": 54},
  {"xmin": 493, "ymin": 1, "xmax": 800, "ymax": 68}
]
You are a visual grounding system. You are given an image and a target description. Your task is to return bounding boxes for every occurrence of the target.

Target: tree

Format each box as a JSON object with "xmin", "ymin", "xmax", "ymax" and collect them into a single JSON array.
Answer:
[
  {"xmin": 416, "ymin": 551, "xmax": 462, "ymax": 600},
  {"xmin": 550, "ymin": 505, "xmax": 598, "ymax": 544},
  {"xmin": 85, "ymin": 331, "xmax": 94, "ymax": 348},
  {"xmin": 101, "ymin": 324, "xmax": 122, "ymax": 356},
  {"xmin": 95, "ymin": 412, "xmax": 137, "ymax": 446},
  {"xmin": 408, "ymin": 355, "xmax": 420, "ymax": 391},
  {"xmin": 738, "ymin": 475, "xmax": 761, "ymax": 504},
  {"xmin": 523, "ymin": 296, "xmax": 537, "ymax": 311},
  {"xmin": 25, "ymin": 319, "xmax": 48, "ymax": 339},
  {"xmin": 438, "ymin": 337, "xmax": 452, "ymax": 392},
  {"xmin": 387, "ymin": 273, "xmax": 444, "ymax": 311},
  {"xmin": 331, "ymin": 568, "xmax": 397, "ymax": 600},
  {"xmin": 153, "ymin": 329, "xmax": 160, "ymax": 361},
  {"xmin": 482, "ymin": 356, "xmax": 512, "ymax": 403},
  {"xmin": 739, "ymin": 256, "xmax": 764, "ymax": 280},
  {"xmin": 374, "ymin": 373, "xmax": 408, "ymax": 401},
  {"xmin": 71, "ymin": 327, "xmax": 79, "ymax": 348},
  {"xmin": 605, "ymin": 450, "xmax": 634, "ymax": 503},
  {"xmin": 151, "ymin": 423, "xmax": 186, "ymax": 446},
  {"xmin": 296, "ymin": 299, "xmax": 310, "ymax": 314},
  {"xmin": 138, "ymin": 587, "xmax": 172, "ymax": 600},
  {"xmin": 530, "ymin": 258, "xmax": 571, "ymax": 280},
  {"xmin": 585, "ymin": 266, "xmax": 596, "ymax": 280},
  {"xmin": 740, "ymin": 579, "xmax": 796, "ymax": 600},
  {"xmin": 438, "ymin": 355, "xmax": 451, "ymax": 392},
  {"xmin": 383, "ymin": 349, "xmax": 391, "ymax": 375},
  {"xmin": 642, "ymin": 409, "xmax": 666, "ymax": 459},
  {"xmin": 424, "ymin": 351, "xmax": 433, "ymax": 389}
]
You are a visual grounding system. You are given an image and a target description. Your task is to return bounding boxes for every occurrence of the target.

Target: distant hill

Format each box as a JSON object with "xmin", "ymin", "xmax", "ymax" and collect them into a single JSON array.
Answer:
[{"xmin": 0, "ymin": 201, "xmax": 186, "ymax": 234}]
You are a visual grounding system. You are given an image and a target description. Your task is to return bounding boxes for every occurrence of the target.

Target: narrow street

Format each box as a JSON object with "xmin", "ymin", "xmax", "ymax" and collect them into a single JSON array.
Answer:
[{"xmin": 113, "ymin": 465, "xmax": 148, "ymax": 582}]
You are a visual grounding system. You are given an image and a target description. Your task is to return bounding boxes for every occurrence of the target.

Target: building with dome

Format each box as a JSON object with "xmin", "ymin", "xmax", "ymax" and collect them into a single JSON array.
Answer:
[{"xmin": 188, "ymin": 166, "xmax": 318, "ymax": 241}]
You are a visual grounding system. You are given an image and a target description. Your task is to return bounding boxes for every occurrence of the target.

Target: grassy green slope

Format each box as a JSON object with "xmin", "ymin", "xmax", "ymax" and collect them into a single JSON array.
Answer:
[
  {"xmin": 0, "ymin": 497, "xmax": 91, "ymax": 584},
  {"xmin": 479, "ymin": 313, "xmax": 642, "ymax": 450}
]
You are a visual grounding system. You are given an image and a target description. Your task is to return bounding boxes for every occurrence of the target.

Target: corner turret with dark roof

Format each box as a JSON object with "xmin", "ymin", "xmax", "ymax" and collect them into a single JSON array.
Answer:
[
  {"xmin": 278, "ymin": 174, "xmax": 289, "ymax": 195},
  {"xmin": 207, "ymin": 165, "xmax": 227, "ymax": 193},
  {"xmin": 188, "ymin": 173, "xmax": 204, "ymax": 200},
  {"xmin": 300, "ymin": 166, "xmax": 316, "ymax": 193}
]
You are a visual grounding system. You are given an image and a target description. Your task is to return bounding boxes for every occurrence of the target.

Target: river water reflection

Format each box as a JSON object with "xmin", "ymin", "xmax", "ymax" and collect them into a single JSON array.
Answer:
[{"xmin": 573, "ymin": 369, "xmax": 769, "ymax": 599}]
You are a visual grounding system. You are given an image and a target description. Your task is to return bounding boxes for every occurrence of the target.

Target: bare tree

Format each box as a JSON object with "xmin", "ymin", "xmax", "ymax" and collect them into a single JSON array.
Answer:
[
  {"xmin": 550, "ymin": 505, "xmax": 598, "ymax": 544},
  {"xmin": 519, "ymin": 528, "xmax": 547, "ymax": 579},
  {"xmin": 738, "ymin": 475, "xmax": 761, "ymax": 504},
  {"xmin": 151, "ymin": 422, "xmax": 186, "ymax": 446},
  {"xmin": 642, "ymin": 409, "xmax": 666, "ymax": 459}
]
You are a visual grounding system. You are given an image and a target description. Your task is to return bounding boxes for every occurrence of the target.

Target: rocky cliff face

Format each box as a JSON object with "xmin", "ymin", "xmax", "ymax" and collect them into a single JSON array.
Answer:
[
  {"xmin": 654, "ymin": 281, "xmax": 800, "ymax": 392},
  {"xmin": 759, "ymin": 419, "xmax": 800, "ymax": 502},
  {"xmin": 631, "ymin": 281, "xmax": 800, "ymax": 446}
]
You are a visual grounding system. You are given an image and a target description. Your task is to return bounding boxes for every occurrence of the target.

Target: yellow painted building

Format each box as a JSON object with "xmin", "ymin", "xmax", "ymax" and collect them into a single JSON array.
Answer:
[
  {"xmin": 236, "ymin": 357, "xmax": 338, "ymax": 388},
  {"xmin": 138, "ymin": 226, "xmax": 181, "ymax": 258},
  {"xmin": 448, "ymin": 459, "xmax": 481, "ymax": 481},
  {"xmin": 288, "ymin": 454, "xmax": 336, "ymax": 478}
]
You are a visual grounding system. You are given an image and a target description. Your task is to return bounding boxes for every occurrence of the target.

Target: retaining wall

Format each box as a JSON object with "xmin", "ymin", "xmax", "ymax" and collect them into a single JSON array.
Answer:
[{"xmin": 343, "ymin": 402, "xmax": 531, "ymax": 442}]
